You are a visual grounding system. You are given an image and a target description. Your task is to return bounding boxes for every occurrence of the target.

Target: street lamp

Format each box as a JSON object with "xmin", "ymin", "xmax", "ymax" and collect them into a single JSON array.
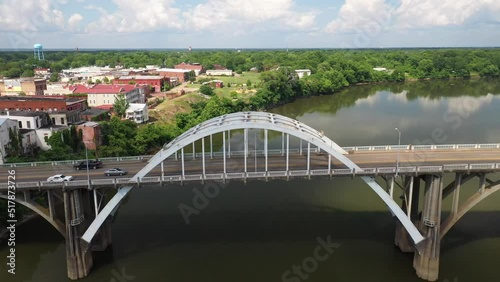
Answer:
[{"xmin": 395, "ymin": 128, "xmax": 401, "ymax": 177}]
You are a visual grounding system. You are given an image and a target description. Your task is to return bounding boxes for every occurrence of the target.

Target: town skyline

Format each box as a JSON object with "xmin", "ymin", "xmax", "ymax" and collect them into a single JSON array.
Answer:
[{"xmin": 0, "ymin": 0, "xmax": 499, "ymax": 49}]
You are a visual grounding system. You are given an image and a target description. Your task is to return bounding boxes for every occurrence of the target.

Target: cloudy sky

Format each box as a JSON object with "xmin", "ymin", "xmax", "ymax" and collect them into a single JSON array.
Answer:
[{"xmin": 1, "ymin": 0, "xmax": 500, "ymax": 49}]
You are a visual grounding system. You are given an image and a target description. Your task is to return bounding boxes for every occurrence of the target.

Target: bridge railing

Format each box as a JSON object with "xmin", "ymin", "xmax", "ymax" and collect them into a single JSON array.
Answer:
[
  {"xmin": 1, "ymin": 162, "xmax": 500, "ymax": 191},
  {"xmin": 1, "ymin": 143, "xmax": 500, "ymax": 169}
]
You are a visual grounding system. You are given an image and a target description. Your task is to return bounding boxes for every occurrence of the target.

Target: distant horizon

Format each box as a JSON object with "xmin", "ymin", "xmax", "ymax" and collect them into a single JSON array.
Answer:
[{"xmin": 1, "ymin": 46, "xmax": 500, "ymax": 52}]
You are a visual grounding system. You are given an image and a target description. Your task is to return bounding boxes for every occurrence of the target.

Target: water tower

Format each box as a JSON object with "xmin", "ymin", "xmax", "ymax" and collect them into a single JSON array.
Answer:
[{"xmin": 34, "ymin": 44, "xmax": 44, "ymax": 60}]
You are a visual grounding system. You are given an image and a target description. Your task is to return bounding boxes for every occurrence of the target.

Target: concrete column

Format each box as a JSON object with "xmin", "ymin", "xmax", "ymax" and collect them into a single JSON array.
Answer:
[
  {"xmin": 451, "ymin": 174, "xmax": 462, "ymax": 215},
  {"xmin": 63, "ymin": 190, "xmax": 93, "ymax": 280},
  {"xmin": 47, "ymin": 190, "xmax": 56, "ymax": 220},
  {"xmin": 413, "ymin": 175, "xmax": 443, "ymax": 282}
]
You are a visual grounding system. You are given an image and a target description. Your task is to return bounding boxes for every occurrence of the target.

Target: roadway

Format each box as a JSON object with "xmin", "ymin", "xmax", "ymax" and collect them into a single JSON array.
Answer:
[{"xmin": 5, "ymin": 149, "xmax": 500, "ymax": 182}]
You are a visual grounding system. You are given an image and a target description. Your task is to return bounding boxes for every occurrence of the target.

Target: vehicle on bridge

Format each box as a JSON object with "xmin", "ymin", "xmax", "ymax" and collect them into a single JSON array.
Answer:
[
  {"xmin": 47, "ymin": 174, "xmax": 73, "ymax": 182},
  {"xmin": 73, "ymin": 160, "xmax": 103, "ymax": 170},
  {"xmin": 104, "ymin": 168, "xmax": 128, "ymax": 176}
]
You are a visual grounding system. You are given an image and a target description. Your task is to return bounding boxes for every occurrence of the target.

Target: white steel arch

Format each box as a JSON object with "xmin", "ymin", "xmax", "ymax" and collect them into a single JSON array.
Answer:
[{"xmin": 83, "ymin": 112, "xmax": 424, "ymax": 245}]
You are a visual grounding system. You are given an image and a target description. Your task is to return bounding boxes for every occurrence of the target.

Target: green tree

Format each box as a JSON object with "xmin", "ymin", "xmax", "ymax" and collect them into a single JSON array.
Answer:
[
  {"xmin": 113, "ymin": 93, "xmax": 129, "ymax": 118},
  {"xmin": 199, "ymin": 85, "xmax": 214, "ymax": 96},
  {"xmin": 49, "ymin": 72, "xmax": 59, "ymax": 82},
  {"xmin": 246, "ymin": 80, "xmax": 252, "ymax": 87},
  {"xmin": 21, "ymin": 69, "xmax": 34, "ymax": 77},
  {"xmin": 103, "ymin": 77, "xmax": 110, "ymax": 84}
]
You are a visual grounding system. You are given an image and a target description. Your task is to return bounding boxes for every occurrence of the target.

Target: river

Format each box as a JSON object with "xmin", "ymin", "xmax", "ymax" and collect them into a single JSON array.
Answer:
[{"xmin": 2, "ymin": 78, "xmax": 500, "ymax": 282}]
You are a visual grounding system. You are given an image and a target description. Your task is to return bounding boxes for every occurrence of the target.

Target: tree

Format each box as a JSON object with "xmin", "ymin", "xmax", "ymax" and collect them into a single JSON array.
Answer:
[
  {"xmin": 49, "ymin": 72, "xmax": 59, "ymax": 82},
  {"xmin": 246, "ymin": 80, "xmax": 252, "ymax": 87},
  {"xmin": 103, "ymin": 77, "xmax": 110, "ymax": 84},
  {"xmin": 21, "ymin": 69, "xmax": 34, "ymax": 77},
  {"xmin": 113, "ymin": 93, "xmax": 129, "ymax": 118},
  {"xmin": 199, "ymin": 85, "xmax": 214, "ymax": 96}
]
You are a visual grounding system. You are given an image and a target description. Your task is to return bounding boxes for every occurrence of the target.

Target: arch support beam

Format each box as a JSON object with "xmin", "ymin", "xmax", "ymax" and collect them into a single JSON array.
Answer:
[
  {"xmin": 0, "ymin": 195, "xmax": 66, "ymax": 238},
  {"xmin": 80, "ymin": 112, "xmax": 424, "ymax": 247}
]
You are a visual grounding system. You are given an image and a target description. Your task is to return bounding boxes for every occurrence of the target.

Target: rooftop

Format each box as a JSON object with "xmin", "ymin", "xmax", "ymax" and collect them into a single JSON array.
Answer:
[
  {"xmin": 70, "ymin": 84, "xmax": 139, "ymax": 94},
  {"xmin": 81, "ymin": 108, "xmax": 109, "ymax": 116},
  {"xmin": 117, "ymin": 76, "xmax": 164, "ymax": 80},
  {"xmin": 156, "ymin": 68, "xmax": 192, "ymax": 73},
  {"xmin": 78, "ymin": 121, "xmax": 99, "ymax": 127},
  {"xmin": 126, "ymin": 103, "xmax": 146, "ymax": 112},
  {"xmin": 0, "ymin": 95, "xmax": 85, "ymax": 104},
  {"xmin": 0, "ymin": 110, "xmax": 47, "ymax": 117}
]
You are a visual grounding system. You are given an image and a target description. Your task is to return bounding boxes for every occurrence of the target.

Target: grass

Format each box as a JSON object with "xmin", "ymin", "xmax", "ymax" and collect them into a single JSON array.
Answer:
[
  {"xmin": 149, "ymin": 93, "xmax": 207, "ymax": 124},
  {"xmin": 150, "ymin": 72, "xmax": 262, "ymax": 124}
]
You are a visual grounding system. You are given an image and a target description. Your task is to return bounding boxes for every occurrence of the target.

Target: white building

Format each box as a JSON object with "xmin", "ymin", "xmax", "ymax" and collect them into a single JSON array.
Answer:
[
  {"xmin": 373, "ymin": 67, "xmax": 388, "ymax": 72},
  {"xmin": 71, "ymin": 84, "xmax": 146, "ymax": 107},
  {"xmin": 44, "ymin": 84, "xmax": 75, "ymax": 96},
  {"xmin": 0, "ymin": 111, "xmax": 67, "ymax": 151},
  {"xmin": 206, "ymin": 69, "xmax": 233, "ymax": 76},
  {"xmin": 0, "ymin": 118, "xmax": 18, "ymax": 164},
  {"xmin": 125, "ymin": 103, "xmax": 149, "ymax": 124},
  {"xmin": 295, "ymin": 69, "xmax": 311, "ymax": 79}
]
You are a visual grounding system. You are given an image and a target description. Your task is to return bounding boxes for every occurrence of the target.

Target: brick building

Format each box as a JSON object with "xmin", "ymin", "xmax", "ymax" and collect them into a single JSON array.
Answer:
[
  {"xmin": 0, "ymin": 78, "xmax": 47, "ymax": 96},
  {"xmin": 0, "ymin": 96, "xmax": 87, "ymax": 112},
  {"xmin": 113, "ymin": 76, "xmax": 166, "ymax": 92},
  {"xmin": 76, "ymin": 121, "xmax": 101, "ymax": 150},
  {"xmin": 155, "ymin": 68, "xmax": 192, "ymax": 83},
  {"xmin": 174, "ymin": 63, "xmax": 204, "ymax": 76}
]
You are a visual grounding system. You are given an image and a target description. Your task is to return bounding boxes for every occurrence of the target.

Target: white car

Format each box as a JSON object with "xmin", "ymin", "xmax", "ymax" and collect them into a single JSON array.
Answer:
[{"xmin": 47, "ymin": 174, "xmax": 74, "ymax": 182}]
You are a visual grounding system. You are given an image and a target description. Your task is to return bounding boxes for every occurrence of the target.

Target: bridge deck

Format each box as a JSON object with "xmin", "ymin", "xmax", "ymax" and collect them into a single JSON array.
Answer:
[{"xmin": 1, "ymin": 149, "xmax": 500, "ymax": 185}]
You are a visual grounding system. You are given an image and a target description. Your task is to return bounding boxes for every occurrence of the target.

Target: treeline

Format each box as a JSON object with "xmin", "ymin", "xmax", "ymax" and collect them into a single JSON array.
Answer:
[{"xmin": 1, "ymin": 48, "xmax": 500, "ymax": 79}]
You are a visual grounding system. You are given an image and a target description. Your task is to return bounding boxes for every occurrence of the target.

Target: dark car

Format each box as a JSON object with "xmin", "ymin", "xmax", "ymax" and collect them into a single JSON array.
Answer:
[
  {"xmin": 73, "ymin": 160, "xmax": 103, "ymax": 170},
  {"xmin": 104, "ymin": 168, "xmax": 128, "ymax": 176}
]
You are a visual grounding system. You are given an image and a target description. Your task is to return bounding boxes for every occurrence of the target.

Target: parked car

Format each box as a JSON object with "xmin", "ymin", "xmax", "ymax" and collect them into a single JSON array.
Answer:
[
  {"xmin": 73, "ymin": 160, "xmax": 103, "ymax": 170},
  {"xmin": 104, "ymin": 168, "xmax": 128, "ymax": 176},
  {"xmin": 47, "ymin": 174, "xmax": 74, "ymax": 182}
]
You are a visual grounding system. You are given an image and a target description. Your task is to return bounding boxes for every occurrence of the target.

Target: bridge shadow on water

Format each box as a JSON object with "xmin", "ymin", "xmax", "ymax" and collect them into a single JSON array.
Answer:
[{"xmin": 3, "ymin": 180, "xmax": 500, "ymax": 282}]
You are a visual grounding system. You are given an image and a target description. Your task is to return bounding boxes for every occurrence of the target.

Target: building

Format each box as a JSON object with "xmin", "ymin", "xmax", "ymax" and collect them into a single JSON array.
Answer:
[
  {"xmin": 113, "ymin": 76, "xmax": 167, "ymax": 92},
  {"xmin": 81, "ymin": 108, "xmax": 109, "ymax": 121},
  {"xmin": 206, "ymin": 69, "xmax": 233, "ymax": 76},
  {"xmin": 76, "ymin": 122, "xmax": 101, "ymax": 150},
  {"xmin": 125, "ymin": 103, "xmax": 149, "ymax": 124},
  {"xmin": 34, "ymin": 68, "xmax": 50, "ymax": 78},
  {"xmin": 295, "ymin": 69, "xmax": 311, "ymax": 79},
  {"xmin": 0, "ymin": 118, "xmax": 18, "ymax": 164},
  {"xmin": 204, "ymin": 80, "xmax": 224, "ymax": 88},
  {"xmin": 48, "ymin": 110, "xmax": 82, "ymax": 126},
  {"xmin": 44, "ymin": 84, "xmax": 75, "ymax": 96},
  {"xmin": 174, "ymin": 63, "xmax": 204, "ymax": 76},
  {"xmin": 70, "ymin": 84, "xmax": 146, "ymax": 107},
  {"xmin": 0, "ymin": 96, "xmax": 87, "ymax": 112},
  {"xmin": 0, "ymin": 111, "xmax": 63, "ymax": 150},
  {"xmin": 373, "ymin": 67, "xmax": 388, "ymax": 72},
  {"xmin": 155, "ymin": 68, "xmax": 192, "ymax": 83},
  {"xmin": 0, "ymin": 78, "xmax": 47, "ymax": 95}
]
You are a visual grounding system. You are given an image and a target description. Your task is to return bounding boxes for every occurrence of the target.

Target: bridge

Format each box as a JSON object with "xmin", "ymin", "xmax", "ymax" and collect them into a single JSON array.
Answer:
[{"xmin": 1, "ymin": 111, "xmax": 500, "ymax": 281}]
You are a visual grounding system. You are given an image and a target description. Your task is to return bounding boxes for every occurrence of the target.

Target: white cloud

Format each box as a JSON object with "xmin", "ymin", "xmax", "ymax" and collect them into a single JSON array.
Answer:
[
  {"xmin": 86, "ymin": 0, "xmax": 181, "ymax": 33},
  {"xmin": 185, "ymin": 0, "xmax": 316, "ymax": 31},
  {"xmin": 325, "ymin": 0, "xmax": 393, "ymax": 33},
  {"xmin": 0, "ymin": 0, "xmax": 65, "ymax": 32},
  {"xmin": 396, "ymin": 0, "xmax": 483, "ymax": 28},
  {"xmin": 68, "ymin": 13, "xmax": 83, "ymax": 31},
  {"xmin": 326, "ymin": 0, "xmax": 500, "ymax": 34}
]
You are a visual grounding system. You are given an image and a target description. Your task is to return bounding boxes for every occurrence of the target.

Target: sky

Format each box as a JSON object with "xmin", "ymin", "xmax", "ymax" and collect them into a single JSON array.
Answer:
[{"xmin": 0, "ymin": 0, "xmax": 500, "ymax": 49}]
